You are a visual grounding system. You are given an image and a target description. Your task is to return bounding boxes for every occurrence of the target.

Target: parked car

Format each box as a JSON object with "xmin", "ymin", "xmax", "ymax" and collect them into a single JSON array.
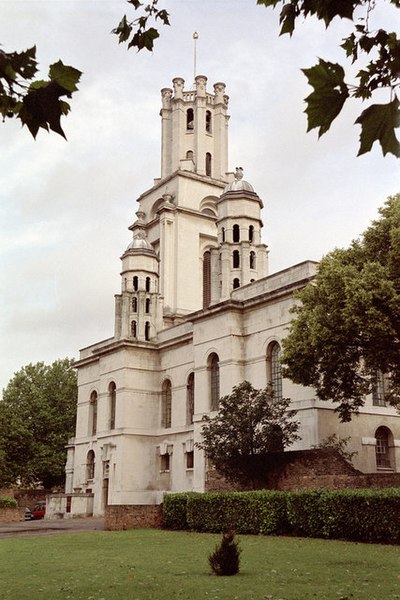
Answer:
[
  {"xmin": 24, "ymin": 507, "xmax": 33, "ymax": 520},
  {"xmin": 31, "ymin": 501, "xmax": 46, "ymax": 520}
]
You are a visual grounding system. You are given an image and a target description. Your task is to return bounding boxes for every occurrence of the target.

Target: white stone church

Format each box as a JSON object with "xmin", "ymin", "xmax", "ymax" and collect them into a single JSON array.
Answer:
[{"xmin": 61, "ymin": 75, "xmax": 400, "ymax": 517}]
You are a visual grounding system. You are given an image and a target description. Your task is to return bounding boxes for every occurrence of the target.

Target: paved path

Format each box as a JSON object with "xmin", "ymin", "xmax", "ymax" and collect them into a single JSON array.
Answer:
[{"xmin": 0, "ymin": 517, "xmax": 105, "ymax": 538}]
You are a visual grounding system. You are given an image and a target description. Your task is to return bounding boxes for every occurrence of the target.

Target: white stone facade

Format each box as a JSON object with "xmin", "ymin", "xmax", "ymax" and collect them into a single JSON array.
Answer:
[{"xmin": 65, "ymin": 77, "xmax": 400, "ymax": 517}]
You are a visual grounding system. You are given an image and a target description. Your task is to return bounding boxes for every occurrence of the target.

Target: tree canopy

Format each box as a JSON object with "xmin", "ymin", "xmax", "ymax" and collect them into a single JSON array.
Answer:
[
  {"xmin": 0, "ymin": 358, "xmax": 77, "ymax": 489},
  {"xmin": 196, "ymin": 380, "xmax": 299, "ymax": 487},
  {"xmin": 281, "ymin": 194, "xmax": 400, "ymax": 422}
]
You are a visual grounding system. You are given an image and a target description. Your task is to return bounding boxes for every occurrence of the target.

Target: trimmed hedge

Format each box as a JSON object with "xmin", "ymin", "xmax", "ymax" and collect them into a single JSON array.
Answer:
[
  {"xmin": 0, "ymin": 497, "xmax": 17, "ymax": 508},
  {"xmin": 163, "ymin": 488, "xmax": 400, "ymax": 544}
]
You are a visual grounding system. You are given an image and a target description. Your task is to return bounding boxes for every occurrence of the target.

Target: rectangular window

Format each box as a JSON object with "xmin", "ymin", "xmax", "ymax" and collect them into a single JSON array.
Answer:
[
  {"xmin": 186, "ymin": 451, "xmax": 194, "ymax": 469},
  {"xmin": 160, "ymin": 453, "xmax": 170, "ymax": 472}
]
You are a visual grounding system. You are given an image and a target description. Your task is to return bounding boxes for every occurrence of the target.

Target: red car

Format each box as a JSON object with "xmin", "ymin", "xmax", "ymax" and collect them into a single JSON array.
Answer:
[{"xmin": 31, "ymin": 501, "xmax": 46, "ymax": 520}]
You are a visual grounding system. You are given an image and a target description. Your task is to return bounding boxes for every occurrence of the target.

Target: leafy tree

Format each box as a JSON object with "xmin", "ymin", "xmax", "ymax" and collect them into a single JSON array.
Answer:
[
  {"xmin": 281, "ymin": 194, "xmax": 400, "ymax": 422},
  {"xmin": 196, "ymin": 381, "xmax": 300, "ymax": 487},
  {"xmin": 114, "ymin": 0, "xmax": 399, "ymax": 158},
  {"xmin": 0, "ymin": 358, "xmax": 77, "ymax": 489},
  {"xmin": 0, "ymin": 46, "xmax": 81, "ymax": 139}
]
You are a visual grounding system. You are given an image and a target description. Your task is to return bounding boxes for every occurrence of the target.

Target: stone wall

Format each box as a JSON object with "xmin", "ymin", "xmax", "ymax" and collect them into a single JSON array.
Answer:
[
  {"xmin": 105, "ymin": 504, "xmax": 163, "ymax": 531},
  {"xmin": 206, "ymin": 449, "xmax": 400, "ymax": 492},
  {"xmin": 0, "ymin": 508, "xmax": 24, "ymax": 523}
]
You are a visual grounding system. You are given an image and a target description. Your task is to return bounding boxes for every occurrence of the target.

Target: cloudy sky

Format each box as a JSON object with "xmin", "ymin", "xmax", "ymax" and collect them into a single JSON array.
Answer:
[{"xmin": 1, "ymin": 0, "xmax": 398, "ymax": 393}]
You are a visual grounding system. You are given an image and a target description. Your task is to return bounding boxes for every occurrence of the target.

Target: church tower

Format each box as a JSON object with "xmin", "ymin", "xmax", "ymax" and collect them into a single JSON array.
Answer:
[
  {"xmin": 160, "ymin": 75, "xmax": 229, "ymax": 180},
  {"xmin": 211, "ymin": 167, "xmax": 268, "ymax": 302}
]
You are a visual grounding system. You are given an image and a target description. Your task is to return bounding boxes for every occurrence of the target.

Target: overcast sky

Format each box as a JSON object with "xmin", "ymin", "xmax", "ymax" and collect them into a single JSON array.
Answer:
[{"xmin": 1, "ymin": 0, "xmax": 398, "ymax": 393}]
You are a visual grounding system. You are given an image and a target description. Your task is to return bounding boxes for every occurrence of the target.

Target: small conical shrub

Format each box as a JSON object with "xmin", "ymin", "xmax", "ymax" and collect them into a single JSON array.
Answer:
[{"xmin": 208, "ymin": 530, "xmax": 241, "ymax": 576}]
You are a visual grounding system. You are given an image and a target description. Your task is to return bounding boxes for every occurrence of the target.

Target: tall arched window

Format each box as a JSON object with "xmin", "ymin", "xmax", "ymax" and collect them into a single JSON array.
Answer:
[
  {"xmin": 221, "ymin": 227, "xmax": 225, "ymax": 242},
  {"xmin": 86, "ymin": 450, "xmax": 95, "ymax": 480},
  {"xmin": 375, "ymin": 426, "xmax": 393, "ymax": 469},
  {"xmin": 89, "ymin": 391, "xmax": 97, "ymax": 436},
  {"xmin": 186, "ymin": 108, "xmax": 194, "ymax": 130},
  {"xmin": 233, "ymin": 278, "xmax": 240, "ymax": 289},
  {"xmin": 162, "ymin": 380, "xmax": 172, "ymax": 428},
  {"xmin": 249, "ymin": 225, "xmax": 254, "ymax": 242},
  {"xmin": 145, "ymin": 277, "xmax": 151, "ymax": 292},
  {"xmin": 131, "ymin": 320, "xmax": 137, "ymax": 338},
  {"xmin": 205, "ymin": 152, "xmax": 212, "ymax": 176},
  {"xmin": 132, "ymin": 297, "xmax": 138, "ymax": 312},
  {"xmin": 109, "ymin": 382, "xmax": 116, "ymax": 430},
  {"xmin": 267, "ymin": 342, "xmax": 282, "ymax": 401},
  {"xmin": 233, "ymin": 224, "xmax": 240, "ymax": 243},
  {"xmin": 145, "ymin": 298, "xmax": 151, "ymax": 314},
  {"xmin": 203, "ymin": 250, "xmax": 211, "ymax": 308},
  {"xmin": 186, "ymin": 372, "xmax": 195, "ymax": 425},
  {"xmin": 145, "ymin": 321, "xmax": 150, "ymax": 340},
  {"xmin": 206, "ymin": 110, "xmax": 212, "ymax": 133},
  {"xmin": 233, "ymin": 250, "xmax": 240, "ymax": 268},
  {"xmin": 250, "ymin": 251, "xmax": 256, "ymax": 269},
  {"xmin": 133, "ymin": 276, "xmax": 138, "ymax": 291},
  {"xmin": 209, "ymin": 353, "xmax": 220, "ymax": 411}
]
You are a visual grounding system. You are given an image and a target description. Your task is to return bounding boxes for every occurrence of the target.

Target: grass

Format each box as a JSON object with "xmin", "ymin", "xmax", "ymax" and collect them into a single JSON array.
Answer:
[{"xmin": 1, "ymin": 529, "xmax": 400, "ymax": 600}]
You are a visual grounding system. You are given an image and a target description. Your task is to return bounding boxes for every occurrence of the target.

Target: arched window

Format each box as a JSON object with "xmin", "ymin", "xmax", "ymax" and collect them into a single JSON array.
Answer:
[
  {"xmin": 250, "ymin": 251, "xmax": 256, "ymax": 269},
  {"xmin": 186, "ymin": 372, "xmax": 195, "ymax": 425},
  {"xmin": 203, "ymin": 250, "xmax": 211, "ymax": 308},
  {"xmin": 209, "ymin": 353, "xmax": 220, "ymax": 411},
  {"xmin": 132, "ymin": 297, "xmax": 138, "ymax": 312},
  {"xmin": 249, "ymin": 225, "xmax": 254, "ymax": 242},
  {"xmin": 124, "ymin": 277, "xmax": 127, "ymax": 290},
  {"xmin": 109, "ymin": 382, "xmax": 116, "ymax": 430},
  {"xmin": 89, "ymin": 391, "xmax": 97, "ymax": 436},
  {"xmin": 233, "ymin": 278, "xmax": 240, "ymax": 289},
  {"xmin": 205, "ymin": 152, "xmax": 212, "ymax": 177},
  {"xmin": 267, "ymin": 341, "xmax": 282, "ymax": 401},
  {"xmin": 186, "ymin": 108, "xmax": 194, "ymax": 130},
  {"xmin": 145, "ymin": 321, "xmax": 150, "ymax": 341},
  {"xmin": 206, "ymin": 110, "xmax": 212, "ymax": 133},
  {"xmin": 375, "ymin": 426, "xmax": 393, "ymax": 469},
  {"xmin": 86, "ymin": 450, "xmax": 95, "ymax": 480},
  {"xmin": 233, "ymin": 224, "xmax": 240, "ymax": 243},
  {"xmin": 133, "ymin": 276, "xmax": 138, "ymax": 291},
  {"xmin": 145, "ymin": 277, "xmax": 151, "ymax": 292},
  {"xmin": 162, "ymin": 380, "xmax": 172, "ymax": 428},
  {"xmin": 221, "ymin": 227, "xmax": 225, "ymax": 242},
  {"xmin": 186, "ymin": 150, "xmax": 194, "ymax": 160},
  {"xmin": 145, "ymin": 298, "xmax": 151, "ymax": 314},
  {"xmin": 131, "ymin": 320, "xmax": 137, "ymax": 338},
  {"xmin": 233, "ymin": 250, "xmax": 240, "ymax": 269}
]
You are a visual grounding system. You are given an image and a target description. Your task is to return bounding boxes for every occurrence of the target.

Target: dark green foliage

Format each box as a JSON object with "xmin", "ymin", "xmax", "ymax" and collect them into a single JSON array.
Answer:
[
  {"xmin": 208, "ymin": 531, "xmax": 241, "ymax": 576},
  {"xmin": 196, "ymin": 381, "xmax": 299, "ymax": 487},
  {"xmin": 0, "ymin": 497, "xmax": 17, "ymax": 508},
  {"xmin": 282, "ymin": 195, "xmax": 400, "ymax": 422},
  {"xmin": 164, "ymin": 489, "xmax": 400, "ymax": 544},
  {"xmin": 0, "ymin": 358, "xmax": 77, "ymax": 488},
  {"xmin": 257, "ymin": 0, "xmax": 400, "ymax": 157},
  {"xmin": 171, "ymin": 491, "xmax": 290, "ymax": 535},
  {"xmin": 0, "ymin": 47, "xmax": 81, "ymax": 139},
  {"xmin": 162, "ymin": 492, "xmax": 193, "ymax": 530}
]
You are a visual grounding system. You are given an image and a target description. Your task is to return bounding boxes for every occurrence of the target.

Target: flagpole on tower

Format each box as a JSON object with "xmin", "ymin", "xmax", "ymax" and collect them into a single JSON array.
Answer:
[{"xmin": 193, "ymin": 32, "xmax": 199, "ymax": 84}]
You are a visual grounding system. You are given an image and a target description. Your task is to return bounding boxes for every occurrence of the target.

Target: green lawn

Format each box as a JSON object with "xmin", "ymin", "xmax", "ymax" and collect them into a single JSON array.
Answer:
[{"xmin": 1, "ymin": 529, "xmax": 399, "ymax": 600}]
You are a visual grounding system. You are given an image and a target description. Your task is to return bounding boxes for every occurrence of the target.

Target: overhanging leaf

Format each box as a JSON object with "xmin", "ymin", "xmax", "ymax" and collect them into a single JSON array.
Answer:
[
  {"xmin": 302, "ymin": 60, "xmax": 349, "ymax": 136},
  {"xmin": 49, "ymin": 60, "xmax": 82, "ymax": 93},
  {"xmin": 355, "ymin": 97, "xmax": 400, "ymax": 157}
]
